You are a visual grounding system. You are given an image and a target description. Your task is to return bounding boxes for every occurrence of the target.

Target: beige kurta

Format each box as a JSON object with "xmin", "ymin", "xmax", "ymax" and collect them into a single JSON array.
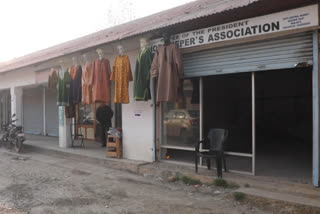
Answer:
[
  {"xmin": 150, "ymin": 44, "xmax": 184, "ymax": 102},
  {"xmin": 82, "ymin": 62, "xmax": 93, "ymax": 105},
  {"xmin": 111, "ymin": 55, "xmax": 133, "ymax": 104}
]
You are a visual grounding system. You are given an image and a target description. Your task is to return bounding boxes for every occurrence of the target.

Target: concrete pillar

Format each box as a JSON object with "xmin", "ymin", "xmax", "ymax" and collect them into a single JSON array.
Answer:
[
  {"xmin": 43, "ymin": 86, "xmax": 47, "ymax": 136},
  {"xmin": 58, "ymin": 106, "xmax": 71, "ymax": 148},
  {"xmin": 313, "ymin": 31, "xmax": 319, "ymax": 187},
  {"xmin": 0, "ymin": 93, "xmax": 4, "ymax": 125},
  {"xmin": 10, "ymin": 87, "xmax": 23, "ymax": 126}
]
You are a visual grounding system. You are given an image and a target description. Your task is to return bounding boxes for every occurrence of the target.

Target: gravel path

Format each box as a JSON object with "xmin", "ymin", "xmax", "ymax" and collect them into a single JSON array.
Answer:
[
  {"xmin": 0, "ymin": 203, "xmax": 21, "ymax": 214},
  {"xmin": 0, "ymin": 149, "xmax": 271, "ymax": 214}
]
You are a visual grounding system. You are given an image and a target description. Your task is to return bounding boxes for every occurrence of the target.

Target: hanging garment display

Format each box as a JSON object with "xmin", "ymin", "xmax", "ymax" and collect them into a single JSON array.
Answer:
[
  {"xmin": 70, "ymin": 65, "xmax": 82, "ymax": 104},
  {"xmin": 48, "ymin": 69, "xmax": 58, "ymax": 92},
  {"xmin": 133, "ymin": 48, "xmax": 153, "ymax": 101},
  {"xmin": 82, "ymin": 62, "xmax": 93, "ymax": 105},
  {"xmin": 65, "ymin": 105, "xmax": 75, "ymax": 118},
  {"xmin": 57, "ymin": 68, "xmax": 72, "ymax": 106},
  {"xmin": 91, "ymin": 58, "xmax": 111, "ymax": 104},
  {"xmin": 111, "ymin": 55, "xmax": 133, "ymax": 104},
  {"xmin": 150, "ymin": 43, "xmax": 184, "ymax": 102}
]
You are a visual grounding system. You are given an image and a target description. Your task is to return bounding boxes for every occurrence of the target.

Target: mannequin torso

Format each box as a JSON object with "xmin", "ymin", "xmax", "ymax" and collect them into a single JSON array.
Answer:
[
  {"xmin": 140, "ymin": 38, "xmax": 148, "ymax": 52},
  {"xmin": 82, "ymin": 54, "xmax": 89, "ymax": 64},
  {"xmin": 96, "ymin": 48, "xmax": 105, "ymax": 60},
  {"xmin": 117, "ymin": 45, "xmax": 125, "ymax": 56},
  {"xmin": 162, "ymin": 32, "xmax": 171, "ymax": 46}
]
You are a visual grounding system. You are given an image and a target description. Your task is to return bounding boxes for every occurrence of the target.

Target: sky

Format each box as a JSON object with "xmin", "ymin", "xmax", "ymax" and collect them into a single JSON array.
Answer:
[{"xmin": 0, "ymin": 0, "xmax": 194, "ymax": 63}]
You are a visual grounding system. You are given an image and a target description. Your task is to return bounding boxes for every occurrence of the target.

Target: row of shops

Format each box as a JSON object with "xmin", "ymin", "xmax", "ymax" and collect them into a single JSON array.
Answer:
[{"xmin": 0, "ymin": 0, "xmax": 319, "ymax": 187}]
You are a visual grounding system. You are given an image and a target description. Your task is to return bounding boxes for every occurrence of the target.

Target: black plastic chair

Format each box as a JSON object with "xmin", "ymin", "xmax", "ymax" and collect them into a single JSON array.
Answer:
[{"xmin": 195, "ymin": 128, "xmax": 228, "ymax": 178}]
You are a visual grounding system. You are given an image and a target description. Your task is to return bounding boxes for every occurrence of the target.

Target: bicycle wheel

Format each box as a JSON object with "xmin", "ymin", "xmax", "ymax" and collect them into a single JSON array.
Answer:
[{"xmin": 14, "ymin": 137, "xmax": 22, "ymax": 153}]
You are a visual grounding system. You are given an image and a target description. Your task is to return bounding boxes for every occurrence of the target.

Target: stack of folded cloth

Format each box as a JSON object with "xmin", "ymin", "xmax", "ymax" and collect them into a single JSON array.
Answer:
[{"xmin": 107, "ymin": 128, "xmax": 122, "ymax": 138}]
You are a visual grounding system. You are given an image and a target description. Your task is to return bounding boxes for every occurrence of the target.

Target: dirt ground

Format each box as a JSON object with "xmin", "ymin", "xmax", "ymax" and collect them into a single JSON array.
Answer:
[
  {"xmin": 0, "ymin": 203, "xmax": 21, "ymax": 214},
  {"xmin": 0, "ymin": 149, "xmax": 272, "ymax": 214}
]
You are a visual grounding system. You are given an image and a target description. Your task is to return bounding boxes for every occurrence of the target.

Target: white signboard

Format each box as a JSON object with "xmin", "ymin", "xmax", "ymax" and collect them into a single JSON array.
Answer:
[{"xmin": 149, "ymin": 4, "xmax": 318, "ymax": 51}]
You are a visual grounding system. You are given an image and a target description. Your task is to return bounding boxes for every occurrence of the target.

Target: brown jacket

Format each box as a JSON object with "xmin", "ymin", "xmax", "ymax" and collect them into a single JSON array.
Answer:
[
  {"xmin": 150, "ymin": 44, "xmax": 184, "ymax": 102},
  {"xmin": 48, "ymin": 69, "xmax": 58, "ymax": 91}
]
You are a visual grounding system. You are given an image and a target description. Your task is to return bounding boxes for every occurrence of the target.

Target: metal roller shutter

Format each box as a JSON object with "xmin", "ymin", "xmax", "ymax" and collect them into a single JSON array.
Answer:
[
  {"xmin": 23, "ymin": 87, "xmax": 43, "ymax": 135},
  {"xmin": 183, "ymin": 32, "xmax": 313, "ymax": 77},
  {"xmin": 46, "ymin": 88, "xmax": 59, "ymax": 137}
]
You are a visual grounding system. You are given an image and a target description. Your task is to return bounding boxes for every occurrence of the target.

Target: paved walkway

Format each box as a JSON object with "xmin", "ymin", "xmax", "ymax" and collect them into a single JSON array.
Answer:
[{"xmin": 24, "ymin": 134, "xmax": 106, "ymax": 160}]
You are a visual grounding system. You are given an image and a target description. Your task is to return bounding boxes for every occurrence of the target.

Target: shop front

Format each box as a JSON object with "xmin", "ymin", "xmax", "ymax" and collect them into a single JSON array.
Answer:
[
  {"xmin": 23, "ymin": 86, "xmax": 44, "ymax": 135},
  {"xmin": 23, "ymin": 85, "xmax": 59, "ymax": 137},
  {"xmin": 0, "ymin": 0, "xmax": 318, "ymax": 188},
  {"xmin": 0, "ymin": 90, "xmax": 11, "ymax": 127},
  {"xmin": 76, "ymin": 102, "xmax": 116, "ymax": 142},
  {"xmin": 76, "ymin": 103, "xmax": 96, "ymax": 140},
  {"xmin": 157, "ymin": 5, "xmax": 319, "ymax": 186}
]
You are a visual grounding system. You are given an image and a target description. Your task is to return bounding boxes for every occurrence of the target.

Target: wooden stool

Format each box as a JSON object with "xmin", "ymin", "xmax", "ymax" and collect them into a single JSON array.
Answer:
[{"xmin": 106, "ymin": 135, "xmax": 122, "ymax": 158}]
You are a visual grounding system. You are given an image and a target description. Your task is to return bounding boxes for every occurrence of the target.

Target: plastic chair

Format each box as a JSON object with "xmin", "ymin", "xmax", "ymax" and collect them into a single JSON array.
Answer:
[{"xmin": 195, "ymin": 128, "xmax": 228, "ymax": 178}]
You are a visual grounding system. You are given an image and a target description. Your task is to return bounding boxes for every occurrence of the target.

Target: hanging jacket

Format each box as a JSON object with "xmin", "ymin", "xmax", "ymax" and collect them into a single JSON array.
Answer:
[
  {"xmin": 134, "ymin": 48, "xmax": 153, "ymax": 101},
  {"xmin": 150, "ymin": 43, "xmax": 184, "ymax": 102},
  {"xmin": 57, "ymin": 68, "xmax": 71, "ymax": 106}
]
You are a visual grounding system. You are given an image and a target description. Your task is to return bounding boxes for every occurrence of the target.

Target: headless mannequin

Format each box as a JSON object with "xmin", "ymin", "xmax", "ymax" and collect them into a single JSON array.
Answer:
[
  {"xmin": 117, "ymin": 45, "xmax": 125, "ymax": 56},
  {"xmin": 162, "ymin": 32, "xmax": 171, "ymax": 46},
  {"xmin": 72, "ymin": 56, "xmax": 79, "ymax": 67},
  {"xmin": 96, "ymin": 48, "xmax": 105, "ymax": 60},
  {"xmin": 71, "ymin": 56, "xmax": 80, "ymax": 80},
  {"xmin": 59, "ymin": 60, "xmax": 66, "ymax": 78},
  {"xmin": 82, "ymin": 54, "xmax": 89, "ymax": 64},
  {"xmin": 50, "ymin": 68, "xmax": 55, "ymax": 75},
  {"xmin": 140, "ymin": 38, "xmax": 148, "ymax": 51}
]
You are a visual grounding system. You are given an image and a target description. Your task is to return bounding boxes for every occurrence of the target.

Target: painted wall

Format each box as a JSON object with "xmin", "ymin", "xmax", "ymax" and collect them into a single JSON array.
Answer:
[
  {"xmin": 0, "ymin": 69, "xmax": 36, "ymax": 90},
  {"xmin": 105, "ymin": 48, "xmax": 153, "ymax": 162},
  {"xmin": 121, "ymin": 50, "xmax": 153, "ymax": 162}
]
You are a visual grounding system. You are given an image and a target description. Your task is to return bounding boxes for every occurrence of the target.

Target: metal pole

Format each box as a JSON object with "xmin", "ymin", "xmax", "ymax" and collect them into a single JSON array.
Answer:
[
  {"xmin": 43, "ymin": 86, "xmax": 47, "ymax": 136},
  {"xmin": 199, "ymin": 77, "xmax": 203, "ymax": 165},
  {"xmin": 159, "ymin": 102, "xmax": 163, "ymax": 160},
  {"xmin": 312, "ymin": 30, "xmax": 319, "ymax": 187},
  {"xmin": 252, "ymin": 72, "xmax": 256, "ymax": 176},
  {"xmin": 4, "ymin": 94, "xmax": 7, "ymax": 124},
  {"xmin": 151, "ymin": 78, "xmax": 156, "ymax": 161}
]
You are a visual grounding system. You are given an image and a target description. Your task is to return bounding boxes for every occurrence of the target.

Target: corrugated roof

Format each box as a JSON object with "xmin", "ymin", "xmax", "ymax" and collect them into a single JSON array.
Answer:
[{"xmin": 0, "ymin": 0, "xmax": 261, "ymax": 73}]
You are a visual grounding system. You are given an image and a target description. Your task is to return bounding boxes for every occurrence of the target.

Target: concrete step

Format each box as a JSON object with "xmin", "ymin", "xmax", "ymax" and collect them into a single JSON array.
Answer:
[
  {"xmin": 22, "ymin": 143, "xmax": 148, "ymax": 175},
  {"xmin": 224, "ymin": 175, "xmax": 320, "ymax": 199},
  {"xmin": 238, "ymin": 187, "xmax": 320, "ymax": 208}
]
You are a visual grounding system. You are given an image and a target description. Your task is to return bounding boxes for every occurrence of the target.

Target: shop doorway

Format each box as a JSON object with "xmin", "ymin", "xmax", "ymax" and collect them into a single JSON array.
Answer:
[
  {"xmin": 203, "ymin": 73, "xmax": 253, "ymax": 173},
  {"xmin": 202, "ymin": 68, "xmax": 312, "ymax": 181},
  {"xmin": 255, "ymin": 68, "xmax": 312, "ymax": 183},
  {"xmin": 23, "ymin": 86, "xmax": 44, "ymax": 135}
]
